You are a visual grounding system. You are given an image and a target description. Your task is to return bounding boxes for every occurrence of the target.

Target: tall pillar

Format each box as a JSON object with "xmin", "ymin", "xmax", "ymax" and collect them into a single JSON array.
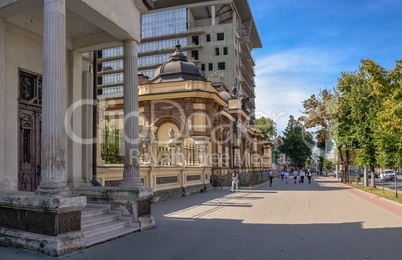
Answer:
[
  {"xmin": 82, "ymin": 71, "xmax": 93, "ymax": 183},
  {"xmin": 0, "ymin": 18, "xmax": 6, "ymax": 190},
  {"xmin": 262, "ymin": 141, "xmax": 273, "ymax": 169},
  {"xmin": 67, "ymin": 50, "xmax": 86, "ymax": 187},
  {"xmin": 234, "ymin": 139, "xmax": 241, "ymax": 168},
  {"xmin": 120, "ymin": 40, "xmax": 143, "ymax": 188},
  {"xmin": 37, "ymin": 0, "xmax": 68, "ymax": 194}
]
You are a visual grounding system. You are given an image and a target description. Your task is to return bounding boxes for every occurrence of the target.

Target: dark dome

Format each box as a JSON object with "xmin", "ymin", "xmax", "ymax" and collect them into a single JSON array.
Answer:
[{"xmin": 150, "ymin": 42, "xmax": 206, "ymax": 83}]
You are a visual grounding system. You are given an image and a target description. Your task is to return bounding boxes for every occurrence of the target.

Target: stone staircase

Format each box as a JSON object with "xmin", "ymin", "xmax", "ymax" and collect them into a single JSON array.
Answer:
[{"xmin": 81, "ymin": 203, "xmax": 140, "ymax": 247}]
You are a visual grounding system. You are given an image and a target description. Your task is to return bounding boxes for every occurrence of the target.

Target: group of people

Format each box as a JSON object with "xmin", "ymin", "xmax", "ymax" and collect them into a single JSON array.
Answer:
[
  {"xmin": 230, "ymin": 167, "xmax": 313, "ymax": 192},
  {"xmin": 279, "ymin": 168, "xmax": 312, "ymax": 184}
]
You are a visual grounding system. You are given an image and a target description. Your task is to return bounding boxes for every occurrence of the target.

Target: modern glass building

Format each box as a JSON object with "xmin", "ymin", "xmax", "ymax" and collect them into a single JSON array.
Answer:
[{"xmin": 98, "ymin": 0, "xmax": 262, "ymax": 115}]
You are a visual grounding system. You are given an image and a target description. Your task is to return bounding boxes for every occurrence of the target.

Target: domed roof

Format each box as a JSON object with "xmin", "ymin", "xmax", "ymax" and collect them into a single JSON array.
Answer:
[
  {"xmin": 219, "ymin": 91, "xmax": 232, "ymax": 102},
  {"xmin": 150, "ymin": 42, "xmax": 207, "ymax": 83}
]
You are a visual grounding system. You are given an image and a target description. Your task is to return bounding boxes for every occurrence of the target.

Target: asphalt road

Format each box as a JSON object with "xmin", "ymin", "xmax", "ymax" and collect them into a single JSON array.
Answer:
[{"xmin": 330, "ymin": 173, "xmax": 402, "ymax": 191}]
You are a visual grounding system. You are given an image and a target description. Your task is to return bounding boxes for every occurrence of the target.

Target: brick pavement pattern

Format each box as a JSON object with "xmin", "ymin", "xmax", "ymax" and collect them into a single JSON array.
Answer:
[{"xmin": 1, "ymin": 176, "xmax": 402, "ymax": 260}]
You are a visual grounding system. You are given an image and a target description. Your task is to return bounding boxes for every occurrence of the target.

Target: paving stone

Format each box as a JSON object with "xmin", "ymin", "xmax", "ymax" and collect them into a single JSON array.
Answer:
[{"xmin": 1, "ymin": 176, "xmax": 402, "ymax": 259}]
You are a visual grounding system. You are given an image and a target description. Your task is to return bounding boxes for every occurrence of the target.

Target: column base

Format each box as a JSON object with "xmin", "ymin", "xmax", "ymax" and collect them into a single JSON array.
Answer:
[
  {"xmin": 36, "ymin": 186, "xmax": 71, "ymax": 196},
  {"xmin": 119, "ymin": 177, "xmax": 144, "ymax": 189},
  {"xmin": 0, "ymin": 192, "xmax": 86, "ymax": 256},
  {"xmin": 68, "ymin": 178, "xmax": 90, "ymax": 188},
  {"xmin": 0, "ymin": 228, "xmax": 85, "ymax": 257},
  {"xmin": 138, "ymin": 215, "xmax": 155, "ymax": 231},
  {"xmin": 0, "ymin": 183, "xmax": 11, "ymax": 193}
]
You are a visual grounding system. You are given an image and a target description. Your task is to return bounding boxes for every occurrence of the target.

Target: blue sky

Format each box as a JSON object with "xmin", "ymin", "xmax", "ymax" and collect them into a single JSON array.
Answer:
[{"xmin": 249, "ymin": 0, "xmax": 402, "ymax": 135}]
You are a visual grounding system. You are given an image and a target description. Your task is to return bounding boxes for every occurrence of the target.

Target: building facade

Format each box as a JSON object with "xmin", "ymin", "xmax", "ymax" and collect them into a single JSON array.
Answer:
[
  {"xmin": 98, "ymin": 44, "xmax": 273, "ymax": 199},
  {"xmin": 0, "ymin": 0, "xmax": 154, "ymax": 256},
  {"xmin": 98, "ymin": 0, "xmax": 261, "ymax": 117}
]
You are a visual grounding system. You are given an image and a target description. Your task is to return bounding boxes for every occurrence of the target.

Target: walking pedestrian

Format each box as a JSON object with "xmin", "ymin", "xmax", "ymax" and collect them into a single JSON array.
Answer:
[
  {"xmin": 284, "ymin": 170, "xmax": 289, "ymax": 184},
  {"xmin": 231, "ymin": 169, "xmax": 239, "ymax": 192},
  {"xmin": 299, "ymin": 169, "xmax": 305, "ymax": 183},
  {"xmin": 292, "ymin": 169, "xmax": 298, "ymax": 184},
  {"xmin": 307, "ymin": 169, "xmax": 312, "ymax": 183},
  {"xmin": 280, "ymin": 169, "xmax": 284, "ymax": 181},
  {"xmin": 268, "ymin": 168, "xmax": 274, "ymax": 187}
]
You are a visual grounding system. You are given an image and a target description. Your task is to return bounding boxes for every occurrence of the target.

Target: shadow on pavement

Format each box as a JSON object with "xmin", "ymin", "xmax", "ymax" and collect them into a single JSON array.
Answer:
[
  {"xmin": 2, "ymin": 176, "xmax": 401, "ymax": 260},
  {"xmin": 62, "ymin": 218, "xmax": 402, "ymax": 260}
]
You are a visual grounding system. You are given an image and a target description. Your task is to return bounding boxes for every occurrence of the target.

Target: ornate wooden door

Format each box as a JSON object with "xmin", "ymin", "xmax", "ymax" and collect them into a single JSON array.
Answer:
[{"xmin": 18, "ymin": 70, "xmax": 42, "ymax": 191}]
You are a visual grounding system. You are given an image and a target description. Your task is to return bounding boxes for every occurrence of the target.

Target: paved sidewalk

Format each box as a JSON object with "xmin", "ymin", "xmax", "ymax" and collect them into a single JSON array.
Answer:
[{"xmin": 2, "ymin": 176, "xmax": 402, "ymax": 260}]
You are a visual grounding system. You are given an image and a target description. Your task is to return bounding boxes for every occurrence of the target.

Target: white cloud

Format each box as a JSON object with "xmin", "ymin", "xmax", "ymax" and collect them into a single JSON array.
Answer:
[{"xmin": 254, "ymin": 47, "xmax": 346, "ymax": 135}]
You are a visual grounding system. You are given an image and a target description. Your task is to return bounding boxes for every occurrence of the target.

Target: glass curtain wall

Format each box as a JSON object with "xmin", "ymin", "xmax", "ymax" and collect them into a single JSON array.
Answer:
[
  {"xmin": 141, "ymin": 9, "xmax": 187, "ymax": 39},
  {"xmin": 100, "ymin": 8, "xmax": 189, "ymax": 92},
  {"xmin": 138, "ymin": 8, "xmax": 188, "ymax": 78}
]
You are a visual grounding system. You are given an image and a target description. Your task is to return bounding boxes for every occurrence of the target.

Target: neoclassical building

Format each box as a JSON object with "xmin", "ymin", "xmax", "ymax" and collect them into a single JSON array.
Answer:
[
  {"xmin": 0, "ymin": 0, "xmax": 154, "ymax": 256},
  {"xmin": 98, "ymin": 43, "xmax": 273, "ymax": 198}
]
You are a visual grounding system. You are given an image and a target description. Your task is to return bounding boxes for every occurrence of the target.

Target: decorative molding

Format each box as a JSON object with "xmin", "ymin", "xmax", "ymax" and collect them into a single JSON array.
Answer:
[
  {"xmin": 186, "ymin": 175, "xmax": 201, "ymax": 182},
  {"xmin": 156, "ymin": 176, "xmax": 178, "ymax": 185}
]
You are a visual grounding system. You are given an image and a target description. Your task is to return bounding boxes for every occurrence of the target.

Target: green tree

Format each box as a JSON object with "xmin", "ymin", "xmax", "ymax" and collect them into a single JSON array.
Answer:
[
  {"xmin": 255, "ymin": 117, "xmax": 276, "ymax": 140},
  {"xmin": 334, "ymin": 66, "xmax": 380, "ymax": 186},
  {"xmin": 300, "ymin": 90, "xmax": 335, "ymax": 174},
  {"xmin": 322, "ymin": 158, "xmax": 334, "ymax": 172},
  {"xmin": 101, "ymin": 122, "xmax": 123, "ymax": 164},
  {"xmin": 279, "ymin": 115, "xmax": 314, "ymax": 168},
  {"xmin": 362, "ymin": 59, "xmax": 402, "ymax": 195}
]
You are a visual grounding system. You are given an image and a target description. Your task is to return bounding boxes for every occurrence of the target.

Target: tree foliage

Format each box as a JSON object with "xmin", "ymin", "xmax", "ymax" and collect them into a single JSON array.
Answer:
[
  {"xmin": 300, "ymin": 89, "xmax": 335, "ymax": 175},
  {"xmin": 330, "ymin": 59, "xmax": 402, "ymax": 189},
  {"xmin": 337, "ymin": 68, "xmax": 379, "ymax": 166},
  {"xmin": 101, "ymin": 123, "xmax": 123, "ymax": 164},
  {"xmin": 361, "ymin": 59, "xmax": 402, "ymax": 170},
  {"xmin": 278, "ymin": 115, "xmax": 314, "ymax": 168},
  {"xmin": 255, "ymin": 117, "xmax": 277, "ymax": 140}
]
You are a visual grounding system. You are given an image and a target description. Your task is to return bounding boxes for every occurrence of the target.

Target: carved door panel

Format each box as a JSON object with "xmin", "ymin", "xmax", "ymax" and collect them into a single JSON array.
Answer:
[
  {"xmin": 19, "ymin": 110, "xmax": 41, "ymax": 191},
  {"xmin": 18, "ymin": 70, "xmax": 42, "ymax": 191}
]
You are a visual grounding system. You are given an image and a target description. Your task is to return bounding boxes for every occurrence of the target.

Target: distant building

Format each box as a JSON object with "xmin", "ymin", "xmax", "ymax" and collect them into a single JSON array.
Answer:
[{"xmin": 98, "ymin": 0, "xmax": 261, "ymax": 117}]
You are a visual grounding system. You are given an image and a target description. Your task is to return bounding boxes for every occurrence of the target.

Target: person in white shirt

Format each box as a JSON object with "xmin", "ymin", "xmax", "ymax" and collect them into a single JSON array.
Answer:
[
  {"xmin": 268, "ymin": 169, "xmax": 274, "ymax": 187},
  {"xmin": 307, "ymin": 169, "xmax": 312, "ymax": 183},
  {"xmin": 284, "ymin": 170, "xmax": 289, "ymax": 184},
  {"xmin": 231, "ymin": 169, "xmax": 239, "ymax": 192},
  {"xmin": 292, "ymin": 169, "xmax": 298, "ymax": 184}
]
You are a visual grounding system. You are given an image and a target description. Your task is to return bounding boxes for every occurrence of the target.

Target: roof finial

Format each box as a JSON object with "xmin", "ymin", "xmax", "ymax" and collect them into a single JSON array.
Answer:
[{"xmin": 175, "ymin": 40, "xmax": 181, "ymax": 50}]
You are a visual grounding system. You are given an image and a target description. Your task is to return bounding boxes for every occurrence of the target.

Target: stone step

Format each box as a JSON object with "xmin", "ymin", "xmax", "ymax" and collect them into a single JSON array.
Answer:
[
  {"xmin": 81, "ymin": 213, "xmax": 119, "ymax": 229},
  {"xmin": 81, "ymin": 206, "xmax": 109, "ymax": 219},
  {"xmin": 85, "ymin": 226, "xmax": 141, "ymax": 248},
  {"xmin": 82, "ymin": 220, "xmax": 128, "ymax": 238},
  {"xmin": 80, "ymin": 203, "xmax": 141, "ymax": 248}
]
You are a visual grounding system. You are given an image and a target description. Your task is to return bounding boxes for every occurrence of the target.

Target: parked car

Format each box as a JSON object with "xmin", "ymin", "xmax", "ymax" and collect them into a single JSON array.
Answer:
[{"xmin": 383, "ymin": 169, "xmax": 396, "ymax": 181}]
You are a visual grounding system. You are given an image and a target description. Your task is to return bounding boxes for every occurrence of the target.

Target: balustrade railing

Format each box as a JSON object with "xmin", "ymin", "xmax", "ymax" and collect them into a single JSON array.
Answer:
[{"xmin": 155, "ymin": 142, "xmax": 202, "ymax": 166}]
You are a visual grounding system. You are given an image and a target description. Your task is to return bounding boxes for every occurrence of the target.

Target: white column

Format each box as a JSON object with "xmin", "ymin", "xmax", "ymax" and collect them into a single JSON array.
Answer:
[
  {"xmin": 37, "ymin": 0, "xmax": 68, "ymax": 194},
  {"xmin": 67, "ymin": 50, "xmax": 86, "ymax": 187},
  {"xmin": 0, "ymin": 18, "xmax": 6, "ymax": 190},
  {"xmin": 82, "ymin": 71, "xmax": 93, "ymax": 183},
  {"xmin": 120, "ymin": 40, "xmax": 143, "ymax": 188},
  {"xmin": 211, "ymin": 5, "xmax": 216, "ymax": 26}
]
